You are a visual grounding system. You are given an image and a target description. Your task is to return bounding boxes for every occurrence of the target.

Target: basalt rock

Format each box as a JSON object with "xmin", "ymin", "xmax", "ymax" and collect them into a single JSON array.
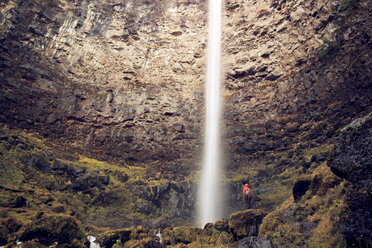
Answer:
[
  {"xmin": 328, "ymin": 112, "xmax": 372, "ymax": 187},
  {"xmin": 228, "ymin": 209, "xmax": 267, "ymax": 239},
  {"xmin": 328, "ymin": 112, "xmax": 372, "ymax": 247},
  {"xmin": 19, "ymin": 214, "xmax": 86, "ymax": 247}
]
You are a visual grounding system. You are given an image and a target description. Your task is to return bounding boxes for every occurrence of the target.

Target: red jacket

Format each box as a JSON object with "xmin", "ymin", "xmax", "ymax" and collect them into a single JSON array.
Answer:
[{"xmin": 243, "ymin": 184, "xmax": 252, "ymax": 198}]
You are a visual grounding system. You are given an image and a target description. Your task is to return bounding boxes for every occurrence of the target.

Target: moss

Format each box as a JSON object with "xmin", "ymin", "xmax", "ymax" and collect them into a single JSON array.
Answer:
[
  {"xmin": 339, "ymin": 0, "xmax": 356, "ymax": 16},
  {"xmin": 98, "ymin": 228, "xmax": 131, "ymax": 248},
  {"xmin": 19, "ymin": 214, "xmax": 86, "ymax": 247},
  {"xmin": 317, "ymin": 38, "xmax": 339, "ymax": 61},
  {"xmin": 259, "ymin": 164, "xmax": 347, "ymax": 247},
  {"xmin": 162, "ymin": 226, "xmax": 201, "ymax": 245}
]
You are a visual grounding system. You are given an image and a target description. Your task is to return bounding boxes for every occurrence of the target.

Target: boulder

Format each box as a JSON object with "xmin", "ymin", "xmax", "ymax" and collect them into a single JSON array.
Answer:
[
  {"xmin": 228, "ymin": 209, "xmax": 267, "ymax": 239},
  {"xmin": 19, "ymin": 214, "xmax": 86, "ymax": 247},
  {"xmin": 328, "ymin": 112, "xmax": 372, "ymax": 186},
  {"xmin": 328, "ymin": 112, "xmax": 372, "ymax": 247},
  {"xmin": 98, "ymin": 228, "xmax": 131, "ymax": 248},
  {"xmin": 162, "ymin": 226, "xmax": 200, "ymax": 245},
  {"xmin": 233, "ymin": 236, "xmax": 272, "ymax": 248},
  {"xmin": 24, "ymin": 154, "xmax": 51, "ymax": 173}
]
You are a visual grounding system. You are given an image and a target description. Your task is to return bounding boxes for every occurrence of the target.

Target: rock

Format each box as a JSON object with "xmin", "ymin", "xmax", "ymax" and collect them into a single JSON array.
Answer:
[
  {"xmin": 98, "ymin": 228, "xmax": 131, "ymax": 248},
  {"xmin": 66, "ymin": 166, "xmax": 85, "ymax": 177},
  {"xmin": 173, "ymin": 124, "xmax": 185, "ymax": 133},
  {"xmin": 118, "ymin": 173, "xmax": 129, "ymax": 183},
  {"xmin": 3, "ymin": 218, "xmax": 22, "ymax": 233},
  {"xmin": 290, "ymin": 7, "xmax": 307, "ymax": 22},
  {"xmin": 19, "ymin": 214, "xmax": 86, "ymax": 247},
  {"xmin": 328, "ymin": 112, "xmax": 372, "ymax": 186},
  {"xmin": 99, "ymin": 175, "xmax": 110, "ymax": 185},
  {"xmin": 328, "ymin": 112, "xmax": 372, "ymax": 247},
  {"xmin": 233, "ymin": 236, "xmax": 272, "ymax": 248},
  {"xmin": 214, "ymin": 219, "xmax": 229, "ymax": 232},
  {"xmin": 52, "ymin": 205, "xmax": 66, "ymax": 213},
  {"xmin": 162, "ymin": 226, "xmax": 200, "ymax": 245},
  {"xmin": 24, "ymin": 154, "xmax": 51, "ymax": 173},
  {"xmin": 293, "ymin": 176, "xmax": 311, "ymax": 202},
  {"xmin": 138, "ymin": 200, "xmax": 153, "ymax": 214},
  {"xmin": 228, "ymin": 209, "xmax": 267, "ymax": 239},
  {"xmin": 51, "ymin": 160, "xmax": 67, "ymax": 175}
]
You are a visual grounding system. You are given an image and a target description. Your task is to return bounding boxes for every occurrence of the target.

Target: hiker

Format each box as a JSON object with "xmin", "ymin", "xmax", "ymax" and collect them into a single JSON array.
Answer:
[{"xmin": 242, "ymin": 183, "xmax": 252, "ymax": 209}]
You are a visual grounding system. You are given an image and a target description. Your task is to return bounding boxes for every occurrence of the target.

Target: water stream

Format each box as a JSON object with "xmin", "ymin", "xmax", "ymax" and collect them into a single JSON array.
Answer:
[{"xmin": 198, "ymin": 0, "xmax": 223, "ymax": 226}]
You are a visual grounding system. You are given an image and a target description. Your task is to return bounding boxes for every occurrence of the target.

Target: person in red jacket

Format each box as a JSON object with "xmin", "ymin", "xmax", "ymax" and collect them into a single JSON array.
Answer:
[{"xmin": 242, "ymin": 183, "xmax": 252, "ymax": 209}]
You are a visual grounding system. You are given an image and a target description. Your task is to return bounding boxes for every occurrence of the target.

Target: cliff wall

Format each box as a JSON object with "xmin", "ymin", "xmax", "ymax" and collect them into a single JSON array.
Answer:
[{"xmin": 0, "ymin": 0, "xmax": 371, "ymax": 229}]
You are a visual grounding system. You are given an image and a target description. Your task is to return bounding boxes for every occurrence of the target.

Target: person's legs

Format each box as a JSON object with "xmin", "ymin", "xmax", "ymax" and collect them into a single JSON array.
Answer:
[{"xmin": 245, "ymin": 197, "xmax": 249, "ymax": 209}]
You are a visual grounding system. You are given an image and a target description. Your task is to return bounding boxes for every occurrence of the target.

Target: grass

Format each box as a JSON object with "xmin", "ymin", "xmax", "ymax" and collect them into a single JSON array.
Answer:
[
  {"xmin": 259, "ymin": 163, "xmax": 347, "ymax": 247},
  {"xmin": 0, "ymin": 125, "xmax": 192, "ymax": 235}
]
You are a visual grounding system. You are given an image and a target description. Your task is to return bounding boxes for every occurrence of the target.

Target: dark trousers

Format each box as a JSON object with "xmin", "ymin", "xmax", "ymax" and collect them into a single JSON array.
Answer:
[{"xmin": 244, "ymin": 196, "xmax": 251, "ymax": 209}]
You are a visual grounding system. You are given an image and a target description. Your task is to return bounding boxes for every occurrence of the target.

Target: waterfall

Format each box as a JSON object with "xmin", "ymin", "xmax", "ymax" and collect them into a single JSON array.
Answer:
[
  {"xmin": 87, "ymin": 236, "xmax": 100, "ymax": 248},
  {"xmin": 198, "ymin": 0, "xmax": 223, "ymax": 226}
]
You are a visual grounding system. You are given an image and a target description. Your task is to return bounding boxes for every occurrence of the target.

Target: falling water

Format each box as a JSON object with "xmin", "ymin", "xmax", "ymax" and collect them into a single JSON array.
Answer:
[{"xmin": 198, "ymin": 0, "xmax": 223, "ymax": 225}]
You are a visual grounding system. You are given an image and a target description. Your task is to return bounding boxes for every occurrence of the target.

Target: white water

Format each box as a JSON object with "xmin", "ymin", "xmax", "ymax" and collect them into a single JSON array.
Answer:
[
  {"xmin": 87, "ymin": 236, "xmax": 100, "ymax": 248},
  {"xmin": 198, "ymin": 0, "xmax": 223, "ymax": 226}
]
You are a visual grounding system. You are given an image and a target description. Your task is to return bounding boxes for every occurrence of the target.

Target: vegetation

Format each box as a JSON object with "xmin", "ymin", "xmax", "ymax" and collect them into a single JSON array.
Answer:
[
  {"xmin": 0, "ymin": 126, "xmax": 193, "ymax": 246},
  {"xmin": 259, "ymin": 163, "xmax": 347, "ymax": 247},
  {"xmin": 339, "ymin": 0, "xmax": 357, "ymax": 16},
  {"xmin": 317, "ymin": 38, "xmax": 339, "ymax": 61}
]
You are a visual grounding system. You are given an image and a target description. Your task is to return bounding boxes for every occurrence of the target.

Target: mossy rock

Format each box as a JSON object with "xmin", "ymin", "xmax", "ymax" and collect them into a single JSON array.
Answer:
[
  {"xmin": 98, "ymin": 228, "xmax": 131, "ymax": 248},
  {"xmin": 122, "ymin": 237, "xmax": 161, "ymax": 248},
  {"xmin": 19, "ymin": 214, "xmax": 86, "ymax": 247},
  {"xmin": 228, "ymin": 209, "xmax": 267, "ymax": 239},
  {"xmin": 162, "ymin": 226, "xmax": 200, "ymax": 245}
]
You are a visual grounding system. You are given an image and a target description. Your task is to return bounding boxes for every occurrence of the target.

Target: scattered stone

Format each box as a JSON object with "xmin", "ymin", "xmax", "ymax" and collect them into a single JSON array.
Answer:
[{"xmin": 173, "ymin": 124, "xmax": 185, "ymax": 133}]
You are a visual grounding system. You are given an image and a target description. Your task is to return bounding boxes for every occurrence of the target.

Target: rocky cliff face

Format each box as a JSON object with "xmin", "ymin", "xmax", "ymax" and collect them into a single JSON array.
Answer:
[
  {"xmin": 0, "ymin": 0, "xmax": 207, "ymax": 165},
  {"xmin": 222, "ymin": 0, "xmax": 371, "ymax": 166},
  {"xmin": 0, "ymin": 0, "xmax": 371, "ymax": 233},
  {"xmin": 1, "ymin": 0, "xmax": 371, "ymax": 167}
]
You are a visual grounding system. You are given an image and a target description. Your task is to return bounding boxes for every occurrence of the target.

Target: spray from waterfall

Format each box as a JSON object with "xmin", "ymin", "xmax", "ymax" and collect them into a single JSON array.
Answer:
[{"xmin": 198, "ymin": 0, "xmax": 223, "ymax": 226}]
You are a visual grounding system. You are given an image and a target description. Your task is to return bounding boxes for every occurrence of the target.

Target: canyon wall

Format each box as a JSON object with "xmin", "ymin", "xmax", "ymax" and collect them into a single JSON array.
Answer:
[
  {"xmin": 0, "ymin": 0, "xmax": 371, "ymax": 227},
  {"xmin": 0, "ymin": 0, "xmax": 208, "ymax": 167}
]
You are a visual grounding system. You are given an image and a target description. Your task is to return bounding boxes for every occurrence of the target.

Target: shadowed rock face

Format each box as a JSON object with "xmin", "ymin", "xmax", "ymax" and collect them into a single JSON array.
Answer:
[
  {"xmin": 328, "ymin": 112, "xmax": 372, "ymax": 247},
  {"xmin": 0, "ymin": 0, "xmax": 208, "ymax": 165},
  {"xmin": 328, "ymin": 112, "xmax": 372, "ymax": 186}
]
